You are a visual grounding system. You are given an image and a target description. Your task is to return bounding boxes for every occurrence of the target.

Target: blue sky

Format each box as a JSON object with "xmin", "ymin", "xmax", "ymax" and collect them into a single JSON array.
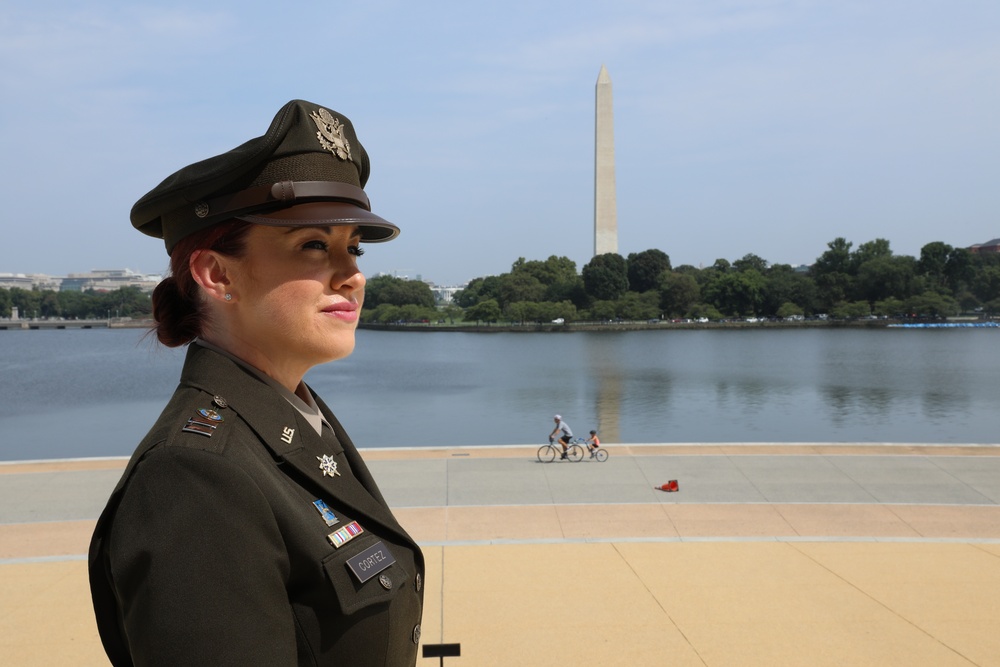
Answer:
[{"xmin": 2, "ymin": 0, "xmax": 998, "ymax": 285}]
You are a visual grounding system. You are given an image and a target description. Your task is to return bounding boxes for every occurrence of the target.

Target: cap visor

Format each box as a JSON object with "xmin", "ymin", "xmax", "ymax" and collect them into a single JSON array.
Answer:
[{"xmin": 237, "ymin": 201, "xmax": 399, "ymax": 242}]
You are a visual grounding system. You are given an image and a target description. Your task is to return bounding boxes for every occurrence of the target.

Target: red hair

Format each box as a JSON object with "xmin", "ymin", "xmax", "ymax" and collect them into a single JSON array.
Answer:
[{"xmin": 150, "ymin": 221, "xmax": 252, "ymax": 347}]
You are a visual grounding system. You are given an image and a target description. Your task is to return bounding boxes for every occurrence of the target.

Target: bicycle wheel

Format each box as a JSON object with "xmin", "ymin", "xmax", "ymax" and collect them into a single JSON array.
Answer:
[
  {"xmin": 537, "ymin": 444, "xmax": 556, "ymax": 463},
  {"xmin": 595, "ymin": 448, "xmax": 608, "ymax": 462},
  {"xmin": 567, "ymin": 444, "xmax": 585, "ymax": 462}
]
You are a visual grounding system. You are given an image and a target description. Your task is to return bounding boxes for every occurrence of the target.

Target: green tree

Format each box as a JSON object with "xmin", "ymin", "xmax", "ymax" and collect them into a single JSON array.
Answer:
[
  {"xmin": 812, "ymin": 238, "xmax": 854, "ymax": 310},
  {"xmin": 830, "ymin": 300, "xmax": 871, "ymax": 319},
  {"xmin": 918, "ymin": 241, "xmax": 952, "ymax": 288},
  {"xmin": 366, "ymin": 275, "xmax": 435, "ymax": 308},
  {"xmin": 971, "ymin": 265, "xmax": 1000, "ymax": 304},
  {"xmin": 850, "ymin": 238, "xmax": 892, "ymax": 271},
  {"xmin": 762, "ymin": 265, "xmax": 817, "ymax": 317},
  {"xmin": 873, "ymin": 297, "xmax": 904, "ymax": 317},
  {"xmin": 452, "ymin": 275, "xmax": 501, "ymax": 308},
  {"xmin": 733, "ymin": 253, "xmax": 768, "ymax": 274},
  {"xmin": 582, "ymin": 253, "xmax": 628, "ymax": 300},
  {"xmin": 496, "ymin": 271, "xmax": 545, "ymax": 308},
  {"xmin": 588, "ymin": 300, "xmax": 618, "ymax": 320},
  {"xmin": 464, "ymin": 298, "xmax": 501, "ymax": 324},
  {"xmin": 657, "ymin": 271, "xmax": 700, "ymax": 318},
  {"xmin": 616, "ymin": 290, "xmax": 660, "ymax": 321},
  {"xmin": 855, "ymin": 256, "xmax": 916, "ymax": 305},
  {"xmin": 776, "ymin": 302, "xmax": 804, "ymax": 318},
  {"xmin": 510, "ymin": 256, "xmax": 578, "ymax": 286},
  {"xmin": 9, "ymin": 288, "xmax": 41, "ymax": 319},
  {"xmin": 704, "ymin": 270, "xmax": 767, "ymax": 317},
  {"xmin": 688, "ymin": 303, "xmax": 723, "ymax": 321},
  {"xmin": 904, "ymin": 291, "xmax": 959, "ymax": 318},
  {"xmin": 626, "ymin": 249, "xmax": 671, "ymax": 293}
]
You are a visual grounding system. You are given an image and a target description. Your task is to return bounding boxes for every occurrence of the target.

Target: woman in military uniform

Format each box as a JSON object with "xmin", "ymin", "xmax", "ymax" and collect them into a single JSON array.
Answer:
[{"xmin": 89, "ymin": 100, "xmax": 424, "ymax": 666}]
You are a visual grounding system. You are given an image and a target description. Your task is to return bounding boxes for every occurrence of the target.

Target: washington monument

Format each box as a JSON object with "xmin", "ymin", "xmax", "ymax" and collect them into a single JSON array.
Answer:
[{"xmin": 594, "ymin": 64, "xmax": 618, "ymax": 256}]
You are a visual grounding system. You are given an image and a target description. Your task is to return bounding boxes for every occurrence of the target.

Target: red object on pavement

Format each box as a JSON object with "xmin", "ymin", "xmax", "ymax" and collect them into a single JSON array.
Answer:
[{"xmin": 656, "ymin": 480, "xmax": 679, "ymax": 492}]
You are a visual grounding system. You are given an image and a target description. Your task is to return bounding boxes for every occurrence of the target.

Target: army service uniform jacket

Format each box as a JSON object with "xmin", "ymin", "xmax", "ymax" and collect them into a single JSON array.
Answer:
[{"xmin": 89, "ymin": 343, "xmax": 424, "ymax": 666}]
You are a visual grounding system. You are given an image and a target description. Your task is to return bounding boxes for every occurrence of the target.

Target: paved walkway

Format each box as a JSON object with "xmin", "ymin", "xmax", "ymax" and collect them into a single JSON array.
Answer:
[{"xmin": 2, "ymin": 444, "xmax": 1000, "ymax": 666}]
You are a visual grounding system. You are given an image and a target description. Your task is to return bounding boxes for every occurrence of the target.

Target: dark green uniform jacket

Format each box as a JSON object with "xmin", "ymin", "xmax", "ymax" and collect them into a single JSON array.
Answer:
[{"xmin": 89, "ymin": 343, "xmax": 424, "ymax": 666}]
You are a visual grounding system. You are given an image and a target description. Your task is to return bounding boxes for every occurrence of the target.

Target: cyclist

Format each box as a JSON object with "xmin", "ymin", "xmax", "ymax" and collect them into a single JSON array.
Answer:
[
  {"xmin": 585, "ymin": 430, "xmax": 601, "ymax": 458},
  {"xmin": 548, "ymin": 414, "xmax": 573, "ymax": 460}
]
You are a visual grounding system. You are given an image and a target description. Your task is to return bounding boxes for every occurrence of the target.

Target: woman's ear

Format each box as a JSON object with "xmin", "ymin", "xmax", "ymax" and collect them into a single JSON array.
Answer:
[{"xmin": 190, "ymin": 249, "xmax": 234, "ymax": 304}]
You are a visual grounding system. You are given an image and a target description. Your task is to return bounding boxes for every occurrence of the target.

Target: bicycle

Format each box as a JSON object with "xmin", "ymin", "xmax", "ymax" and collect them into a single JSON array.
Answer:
[
  {"xmin": 572, "ymin": 436, "xmax": 609, "ymax": 462},
  {"xmin": 537, "ymin": 438, "xmax": 584, "ymax": 463}
]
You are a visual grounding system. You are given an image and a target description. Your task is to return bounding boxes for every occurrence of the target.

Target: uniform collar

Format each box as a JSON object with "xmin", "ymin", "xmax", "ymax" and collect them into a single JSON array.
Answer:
[{"xmin": 194, "ymin": 338, "xmax": 328, "ymax": 436}]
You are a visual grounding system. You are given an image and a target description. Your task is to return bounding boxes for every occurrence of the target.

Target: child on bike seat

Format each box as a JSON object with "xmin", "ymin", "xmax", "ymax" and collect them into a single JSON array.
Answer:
[{"xmin": 586, "ymin": 430, "xmax": 600, "ymax": 458}]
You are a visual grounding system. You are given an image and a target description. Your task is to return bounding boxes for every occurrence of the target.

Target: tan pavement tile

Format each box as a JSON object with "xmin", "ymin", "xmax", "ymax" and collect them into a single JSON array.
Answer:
[
  {"xmin": 394, "ymin": 507, "xmax": 448, "ymax": 543},
  {"xmin": 0, "ymin": 520, "xmax": 95, "ymax": 559},
  {"xmin": 443, "ymin": 505, "xmax": 564, "ymax": 542},
  {"xmin": 889, "ymin": 505, "xmax": 1000, "ymax": 539},
  {"xmin": 774, "ymin": 504, "xmax": 922, "ymax": 538},
  {"xmin": 439, "ymin": 543, "xmax": 706, "ymax": 667},
  {"xmin": 616, "ymin": 542, "xmax": 983, "ymax": 667},
  {"xmin": 663, "ymin": 503, "xmax": 797, "ymax": 538},
  {"xmin": 555, "ymin": 503, "xmax": 679, "ymax": 540},
  {"xmin": 0, "ymin": 562, "xmax": 110, "ymax": 667}
]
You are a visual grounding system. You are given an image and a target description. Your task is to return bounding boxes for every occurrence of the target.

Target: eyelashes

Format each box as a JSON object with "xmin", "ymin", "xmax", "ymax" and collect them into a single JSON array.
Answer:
[{"xmin": 302, "ymin": 240, "xmax": 364, "ymax": 256}]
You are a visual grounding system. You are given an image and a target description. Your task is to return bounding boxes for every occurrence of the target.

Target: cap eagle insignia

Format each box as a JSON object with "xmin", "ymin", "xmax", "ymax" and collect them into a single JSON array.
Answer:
[{"xmin": 311, "ymin": 108, "xmax": 352, "ymax": 161}]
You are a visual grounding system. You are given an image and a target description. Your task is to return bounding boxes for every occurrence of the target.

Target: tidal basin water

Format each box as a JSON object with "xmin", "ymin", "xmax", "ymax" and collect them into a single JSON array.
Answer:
[{"xmin": 0, "ymin": 327, "xmax": 997, "ymax": 461}]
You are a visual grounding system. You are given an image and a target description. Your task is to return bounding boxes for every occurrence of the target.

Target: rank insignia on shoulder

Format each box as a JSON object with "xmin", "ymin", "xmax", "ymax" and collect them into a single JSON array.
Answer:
[
  {"xmin": 182, "ymin": 408, "xmax": 225, "ymax": 437},
  {"xmin": 327, "ymin": 520, "xmax": 363, "ymax": 548},
  {"xmin": 312, "ymin": 499, "xmax": 339, "ymax": 527}
]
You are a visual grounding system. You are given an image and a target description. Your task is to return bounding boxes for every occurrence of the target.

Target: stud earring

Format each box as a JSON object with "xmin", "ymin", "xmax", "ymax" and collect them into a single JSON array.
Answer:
[{"xmin": 224, "ymin": 293, "xmax": 232, "ymax": 301}]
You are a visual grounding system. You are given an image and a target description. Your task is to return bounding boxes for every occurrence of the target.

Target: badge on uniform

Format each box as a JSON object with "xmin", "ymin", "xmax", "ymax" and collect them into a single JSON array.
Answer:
[
  {"xmin": 327, "ymin": 520, "xmax": 363, "ymax": 548},
  {"xmin": 346, "ymin": 541, "xmax": 396, "ymax": 584},
  {"xmin": 312, "ymin": 499, "xmax": 339, "ymax": 527},
  {"xmin": 181, "ymin": 408, "xmax": 224, "ymax": 437},
  {"xmin": 317, "ymin": 454, "xmax": 340, "ymax": 478}
]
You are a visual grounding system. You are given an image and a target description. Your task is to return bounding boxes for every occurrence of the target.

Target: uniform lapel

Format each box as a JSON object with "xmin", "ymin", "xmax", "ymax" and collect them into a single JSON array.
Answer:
[{"xmin": 181, "ymin": 344, "xmax": 412, "ymax": 543}]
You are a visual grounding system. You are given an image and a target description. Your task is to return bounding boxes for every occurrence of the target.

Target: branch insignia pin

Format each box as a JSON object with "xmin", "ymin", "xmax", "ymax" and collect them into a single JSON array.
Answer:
[{"xmin": 318, "ymin": 454, "xmax": 341, "ymax": 478}]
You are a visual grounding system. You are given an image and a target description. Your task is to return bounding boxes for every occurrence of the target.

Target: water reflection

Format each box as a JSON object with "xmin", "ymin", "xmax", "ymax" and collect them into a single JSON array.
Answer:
[{"xmin": 1, "ymin": 327, "xmax": 998, "ymax": 460}]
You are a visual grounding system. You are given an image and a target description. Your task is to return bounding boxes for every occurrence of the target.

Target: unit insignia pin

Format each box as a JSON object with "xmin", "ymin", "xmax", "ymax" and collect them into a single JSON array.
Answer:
[
  {"xmin": 312, "ymin": 499, "xmax": 339, "ymax": 527},
  {"xmin": 198, "ymin": 408, "xmax": 223, "ymax": 421},
  {"xmin": 317, "ymin": 454, "xmax": 341, "ymax": 478}
]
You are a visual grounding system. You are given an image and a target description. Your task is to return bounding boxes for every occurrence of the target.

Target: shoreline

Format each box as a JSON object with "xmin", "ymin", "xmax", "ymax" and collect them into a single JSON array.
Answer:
[
  {"xmin": 3, "ymin": 317, "xmax": 995, "ymax": 333},
  {"xmin": 3, "ymin": 441, "xmax": 999, "ymax": 470},
  {"xmin": 361, "ymin": 317, "xmax": 994, "ymax": 333}
]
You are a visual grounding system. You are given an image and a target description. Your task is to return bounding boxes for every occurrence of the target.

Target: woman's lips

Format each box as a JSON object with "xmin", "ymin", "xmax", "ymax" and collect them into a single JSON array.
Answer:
[{"xmin": 322, "ymin": 301, "xmax": 359, "ymax": 321}]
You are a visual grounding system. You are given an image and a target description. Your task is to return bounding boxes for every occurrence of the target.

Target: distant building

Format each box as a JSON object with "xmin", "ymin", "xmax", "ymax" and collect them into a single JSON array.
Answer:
[
  {"xmin": 429, "ymin": 284, "xmax": 465, "ymax": 305},
  {"xmin": 968, "ymin": 238, "xmax": 1000, "ymax": 255},
  {"xmin": 0, "ymin": 273, "xmax": 61, "ymax": 290},
  {"xmin": 60, "ymin": 269, "xmax": 162, "ymax": 292}
]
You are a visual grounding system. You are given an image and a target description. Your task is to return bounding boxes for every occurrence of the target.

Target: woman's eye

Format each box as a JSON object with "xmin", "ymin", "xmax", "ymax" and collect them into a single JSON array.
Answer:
[
  {"xmin": 302, "ymin": 240, "xmax": 329, "ymax": 251},
  {"xmin": 348, "ymin": 245, "xmax": 365, "ymax": 257}
]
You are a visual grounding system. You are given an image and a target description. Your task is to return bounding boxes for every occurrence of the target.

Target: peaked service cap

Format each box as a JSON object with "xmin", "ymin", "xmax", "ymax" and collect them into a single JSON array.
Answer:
[{"xmin": 130, "ymin": 99, "xmax": 399, "ymax": 254}]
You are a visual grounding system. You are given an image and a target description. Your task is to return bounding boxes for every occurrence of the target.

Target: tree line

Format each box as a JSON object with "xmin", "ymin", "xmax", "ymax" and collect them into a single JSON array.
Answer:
[
  {"xmin": 6, "ymin": 238, "xmax": 998, "ymax": 325},
  {"xmin": 373, "ymin": 238, "xmax": 1000, "ymax": 324},
  {"xmin": 0, "ymin": 285, "xmax": 153, "ymax": 320}
]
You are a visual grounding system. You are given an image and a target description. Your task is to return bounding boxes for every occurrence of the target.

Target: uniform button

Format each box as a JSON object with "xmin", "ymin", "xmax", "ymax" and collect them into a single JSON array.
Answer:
[
  {"xmin": 412, "ymin": 624, "xmax": 421, "ymax": 644},
  {"xmin": 379, "ymin": 573, "xmax": 392, "ymax": 590},
  {"xmin": 415, "ymin": 573, "xmax": 422, "ymax": 592},
  {"xmin": 213, "ymin": 395, "xmax": 228, "ymax": 409}
]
